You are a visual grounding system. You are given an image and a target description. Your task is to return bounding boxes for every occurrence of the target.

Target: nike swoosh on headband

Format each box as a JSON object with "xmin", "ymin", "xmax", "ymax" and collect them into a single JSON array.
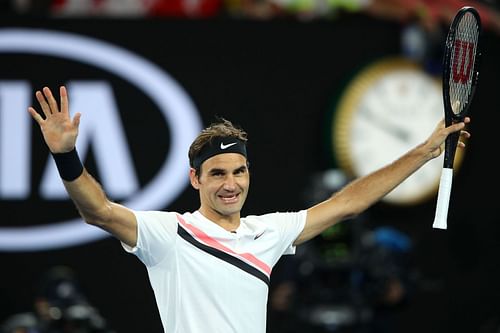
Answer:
[{"xmin": 220, "ymin": 142, "xmax": 238, "ymax": 149}]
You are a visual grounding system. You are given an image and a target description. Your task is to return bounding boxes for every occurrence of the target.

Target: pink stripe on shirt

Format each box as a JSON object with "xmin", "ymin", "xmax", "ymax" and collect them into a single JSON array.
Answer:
[{"xmin": 176, "ymin": 215, "xmax": 271, "ymax": 276}]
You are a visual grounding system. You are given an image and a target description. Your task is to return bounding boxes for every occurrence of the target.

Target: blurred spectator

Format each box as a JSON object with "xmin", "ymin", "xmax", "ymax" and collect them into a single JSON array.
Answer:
[
  {"xmin": 0, "ymin": 266, "xmax": 114, "ymax": 333},
  {"xmin": 50, "ymin": 0, "xmax": 222, "ymax": 17},
  {"xmin": 4, "ymin": 0, "xmax": 500, "ymax": 32},
  {"xmin": 2, "ymin": 0, "xmax": 52, "ymax": 15},
  {"xmin": 3, "ymin": 0, "xmax": 222, "ymax": 17},
  {"xmin": 225, "ymin": 0, "xmax": 368, "ymax": 20},
  {"xmin": 148, "ymin": 0, "xmax": 223, "ymax": 17},
  {"xmin": 355, "ymin": 226, "xmax": 417, "ymax": 333},
  {"xmin": 50, "ymin": 0, "xmax": 153, "ymax": 17},
  {"xmin": 267, "ymin": 219, "xmax": 418, "ymax": 332},
  {"xmin": 223, "ymin": 0, "xmax": 500, "ymax": 30},
  {"xmin": 224, "ymin": 0, "xmax": 285, "ymax": 19},
  {"xmin": 364, "ymin": 0, "xmax": 500, "ymax": 34}
]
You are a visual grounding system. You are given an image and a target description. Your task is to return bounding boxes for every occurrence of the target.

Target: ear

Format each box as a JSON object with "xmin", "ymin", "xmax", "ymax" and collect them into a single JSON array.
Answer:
[{"xmin": 189, "ymin": 168, "xmax": 200, "ymax": 190}]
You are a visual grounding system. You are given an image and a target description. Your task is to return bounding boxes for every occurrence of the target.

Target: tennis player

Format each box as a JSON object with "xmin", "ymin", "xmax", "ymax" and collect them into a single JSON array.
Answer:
[{"xmin": 28, "ymin": 85, "xmax": 470, "ymax": 333}]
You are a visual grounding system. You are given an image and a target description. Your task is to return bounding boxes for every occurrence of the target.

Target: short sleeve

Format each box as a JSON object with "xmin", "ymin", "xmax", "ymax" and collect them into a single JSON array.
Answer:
[
  {"xmin": 262, "ymin": 210, "xmax": 307, "ymax": 255},
  {"xmin": 121, "ymin": 210, "xmax": 178, "ymax": 267}
]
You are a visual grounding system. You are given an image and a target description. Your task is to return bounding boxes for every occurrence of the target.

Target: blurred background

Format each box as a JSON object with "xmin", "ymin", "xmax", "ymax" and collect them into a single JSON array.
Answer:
[{"xmin": 1, "ymin": 0, "xmax": 499, "ymax": 332}]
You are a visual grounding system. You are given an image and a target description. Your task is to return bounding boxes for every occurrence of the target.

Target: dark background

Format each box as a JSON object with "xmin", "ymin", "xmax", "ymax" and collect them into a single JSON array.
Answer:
[{"xmin": 0, "ymin": 14, "xmax": 499, "ymax": 333}]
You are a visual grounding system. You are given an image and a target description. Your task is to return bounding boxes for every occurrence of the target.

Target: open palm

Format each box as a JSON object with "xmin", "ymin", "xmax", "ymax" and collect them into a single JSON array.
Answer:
[{"xmin": 28, "ymin": 86, "xmax": 81, "ymax": 154}]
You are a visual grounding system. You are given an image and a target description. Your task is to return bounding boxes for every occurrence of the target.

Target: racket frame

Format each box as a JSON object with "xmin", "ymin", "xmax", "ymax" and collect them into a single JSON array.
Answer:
[
  {"xmin": 433, "ymin": 6, "xmax": 482, "ymax": 229},
  {"xmin": 441, "ymin": 6, "xmax": 481, "ymax": 168}
]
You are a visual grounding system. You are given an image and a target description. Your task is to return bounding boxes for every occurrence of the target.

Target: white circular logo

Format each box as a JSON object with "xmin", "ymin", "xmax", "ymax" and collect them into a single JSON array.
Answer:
[{"xmin": 0, "ymin": 28, "xmax": 202, "ymax": 251}]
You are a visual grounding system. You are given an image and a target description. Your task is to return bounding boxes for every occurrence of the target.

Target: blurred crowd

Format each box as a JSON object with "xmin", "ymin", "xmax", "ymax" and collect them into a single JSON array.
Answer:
[
  {"xmin": 0, "ymin": 266, "xmax": 114, "ymax": 333},
  {"xmin": 1, "ymin": 0, "xmax": 500, "ymax": 32}
]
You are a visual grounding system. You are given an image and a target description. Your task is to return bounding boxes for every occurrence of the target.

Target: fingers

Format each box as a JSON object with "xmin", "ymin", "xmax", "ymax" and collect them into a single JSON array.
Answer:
[
  {"xmin": 35, "ymin": 90, "xmax": 52, "ymax": 118},
  {"xmin": 60, "ymin": 86, "xmax": 69, "ymax": 115},
  {"xmin": 32, "ymin": 85, "xmax": 68, "ymax": 119},
  {"xmin": 447, "ymin": 117, "xmax": 471, "ymax": 135},
  {"xmin": 43, "ymin": 86, "xmax": 60, "ymax": 114},
  {"xmin": 457, "ymin": 130, "xmax": 470, "ymax": 148},
  {"xmin": 456, "ymin": 118, "xmax": 471, "ymax": 149},
  {"xmin": 27, "ymin": 106, "xmax": 44, "ymax": 125},
  {"xmin": 73, "ymin": 112, "xmax": 81, "ymax": 128}
]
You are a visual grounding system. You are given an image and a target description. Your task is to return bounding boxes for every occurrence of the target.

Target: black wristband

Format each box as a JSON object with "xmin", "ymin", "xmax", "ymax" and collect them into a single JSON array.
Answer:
[{"xmin": 52, "ymin": 148, "xmax": 84, "ymax": 181}]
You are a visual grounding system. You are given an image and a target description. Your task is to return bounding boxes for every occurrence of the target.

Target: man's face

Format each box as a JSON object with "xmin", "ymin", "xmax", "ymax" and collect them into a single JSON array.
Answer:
[{"xmin": 190, "ymin": 153, "xmax": 249, "ymax": 220}]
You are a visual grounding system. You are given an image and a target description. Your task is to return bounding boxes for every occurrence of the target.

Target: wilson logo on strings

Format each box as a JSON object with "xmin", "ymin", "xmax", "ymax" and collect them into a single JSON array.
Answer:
[{"xmin": 452, "ymin": 39, "xmax": 475, "ymax": 84}]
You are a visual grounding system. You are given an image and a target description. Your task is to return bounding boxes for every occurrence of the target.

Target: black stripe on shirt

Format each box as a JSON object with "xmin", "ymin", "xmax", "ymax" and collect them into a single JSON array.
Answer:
[{"xmin": 177, "ymin": 225, "xmax": 270, "ymax": 287}]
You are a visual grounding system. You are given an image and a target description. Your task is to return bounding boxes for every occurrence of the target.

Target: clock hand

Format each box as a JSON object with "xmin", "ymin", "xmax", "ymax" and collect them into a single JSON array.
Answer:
[{"xmin": 360, "ymin": 106, "xmax": 410, "ymax": 142}]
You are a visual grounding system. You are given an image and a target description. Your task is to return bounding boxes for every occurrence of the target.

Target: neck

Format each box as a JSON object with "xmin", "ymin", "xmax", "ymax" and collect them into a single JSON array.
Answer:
[{"xmin": 198, "ymin": 207, "xmax": 240, "ymax": 232}]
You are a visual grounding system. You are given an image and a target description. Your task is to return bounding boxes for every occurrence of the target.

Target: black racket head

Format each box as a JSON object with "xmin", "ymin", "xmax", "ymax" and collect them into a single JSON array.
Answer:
[{"xmin": 442, "ymin": 6, "xmax": 482, "ymax": 125}]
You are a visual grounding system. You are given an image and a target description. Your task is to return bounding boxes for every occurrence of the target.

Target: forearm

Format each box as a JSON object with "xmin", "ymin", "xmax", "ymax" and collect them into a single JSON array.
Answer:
[
  {"xmin": 62, "ymin": 169, "xmax": 113, "ymax": 226},
  {"xmin": 299, "ymin": 143, "xmax": 432, "ymax": 245},
  {"xmin": 335, "ymin": 142, "xmax": 431, "ymax": 216},
  {"xmin": 299, "ymin": 118, "xmax": 468, "ymax": 245}
]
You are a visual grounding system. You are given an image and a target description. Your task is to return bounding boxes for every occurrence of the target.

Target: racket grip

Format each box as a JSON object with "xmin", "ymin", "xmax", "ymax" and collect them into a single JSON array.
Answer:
[{"xmin": 432, "ymin": 168, "xmax": 454, "ymax": 229}]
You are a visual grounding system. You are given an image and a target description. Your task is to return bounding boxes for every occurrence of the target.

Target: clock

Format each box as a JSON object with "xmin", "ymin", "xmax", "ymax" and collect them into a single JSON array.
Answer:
[{"xmin": 332, "ymin": 57, "xmax": 464, "ymax": 205}]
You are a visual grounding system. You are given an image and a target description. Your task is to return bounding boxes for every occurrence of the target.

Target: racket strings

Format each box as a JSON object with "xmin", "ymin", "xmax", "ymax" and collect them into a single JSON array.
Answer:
[{"xmin": 448, "ymin": 12, "xmax": 480, "ymax": 115}]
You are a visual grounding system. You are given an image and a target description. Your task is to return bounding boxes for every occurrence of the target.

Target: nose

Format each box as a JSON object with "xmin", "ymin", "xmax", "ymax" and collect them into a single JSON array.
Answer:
[{"xmin": 223, "ymin": 175, "xmax": 236, "ymax": 191}]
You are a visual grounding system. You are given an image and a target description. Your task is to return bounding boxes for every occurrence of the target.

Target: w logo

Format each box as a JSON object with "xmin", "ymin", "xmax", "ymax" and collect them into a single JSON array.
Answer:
[{"xmin": 452, "ymin": 39, "xmax": 474, "ymax": 84}]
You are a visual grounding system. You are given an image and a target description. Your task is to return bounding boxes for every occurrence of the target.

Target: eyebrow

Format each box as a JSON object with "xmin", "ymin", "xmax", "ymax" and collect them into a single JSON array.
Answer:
[
  {"xmin": 208, "ymin": 168, "xmax": 225, "ymax": 175},
  {"xmin": 234, "ymin": 165, "xmax": 247, "ymax": 173},
  {"xmin": 208, "ymin": 165, "xmax": 247, "ymax": 175}
]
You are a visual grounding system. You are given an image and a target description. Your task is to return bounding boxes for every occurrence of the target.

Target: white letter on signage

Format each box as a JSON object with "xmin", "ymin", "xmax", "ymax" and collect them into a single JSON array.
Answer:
[
  {"xmin": 40, "ymin": 81, "xmax": 139, "ymax": 198},
  {"xmin": 0, "ymin": 81, "xmax": 31, "ymax": 199}
]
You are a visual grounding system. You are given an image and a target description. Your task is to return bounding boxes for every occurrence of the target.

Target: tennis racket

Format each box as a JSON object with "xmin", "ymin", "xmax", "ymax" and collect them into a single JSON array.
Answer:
[{"xmin": 433, "ymin": 6, "xmax": 482, "ymax": 229}]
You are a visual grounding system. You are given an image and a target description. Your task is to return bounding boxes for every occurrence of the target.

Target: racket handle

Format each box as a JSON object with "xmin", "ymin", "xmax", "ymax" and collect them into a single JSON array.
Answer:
[{"xmin": 433, "ymin": 168, "xmax": 454, "ymax": 229}]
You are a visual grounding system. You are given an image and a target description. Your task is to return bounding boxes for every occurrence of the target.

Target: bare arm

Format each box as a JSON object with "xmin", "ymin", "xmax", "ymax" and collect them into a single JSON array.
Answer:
[
  {"xmin": 28, "ymin": 86, "xmax": 137, "ymax": 247},
  {"xmin": 295, "ymin": 117, "xmax": 471, "ymax": 245}
]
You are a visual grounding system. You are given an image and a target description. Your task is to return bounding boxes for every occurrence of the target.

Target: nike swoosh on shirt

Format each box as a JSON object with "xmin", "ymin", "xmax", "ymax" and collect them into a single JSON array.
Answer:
[
  {"xmin": 254, "ymin": 231, "xmax": 265, "ymax": 240},
  {"xmin": 220, "ymin": 142, "xmax": 237, "ymax": 149}
]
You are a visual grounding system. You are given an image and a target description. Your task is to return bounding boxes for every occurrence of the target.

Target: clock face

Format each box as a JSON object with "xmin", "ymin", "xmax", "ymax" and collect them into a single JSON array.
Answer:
[{"xmin": 333, "ymin": 58, "xmax": 463, "ymax": 205}]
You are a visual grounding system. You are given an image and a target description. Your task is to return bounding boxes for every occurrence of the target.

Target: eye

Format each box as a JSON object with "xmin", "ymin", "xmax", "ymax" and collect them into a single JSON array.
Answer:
[{"xmin": 234, "ymin": 167, "xmax": 247, "ymax": 175}]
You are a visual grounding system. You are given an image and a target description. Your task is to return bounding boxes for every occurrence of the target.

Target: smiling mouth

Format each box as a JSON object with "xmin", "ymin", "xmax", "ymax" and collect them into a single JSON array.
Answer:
[{"xmin": 219, "ymin": 193, "xmax": 239, "ymax": 204}]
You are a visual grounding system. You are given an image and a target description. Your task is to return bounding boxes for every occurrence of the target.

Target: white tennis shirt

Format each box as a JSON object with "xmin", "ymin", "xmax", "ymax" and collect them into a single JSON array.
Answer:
[{"xmin": 122, "ymin": 210, "xmax": 307, "ymax": 333}]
